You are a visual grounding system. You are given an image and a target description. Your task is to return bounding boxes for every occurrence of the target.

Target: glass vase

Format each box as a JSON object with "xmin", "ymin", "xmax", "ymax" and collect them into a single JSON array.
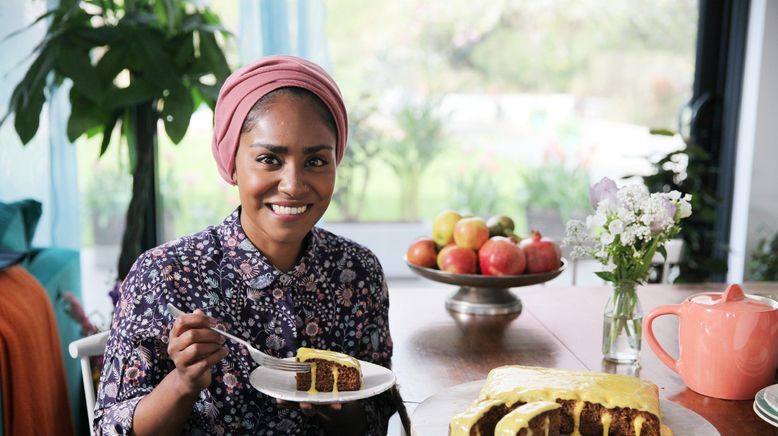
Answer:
[{"xmin": 602, "ymin": 281, "xmax": 643, "ymax": 363}]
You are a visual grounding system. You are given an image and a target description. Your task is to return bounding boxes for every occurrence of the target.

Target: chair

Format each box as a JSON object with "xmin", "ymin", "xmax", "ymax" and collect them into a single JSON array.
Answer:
[
  {"xmin": 69, "ymin": 331, "xmax": 110, "ymax": 436},
  {"xmin": 72, "ymin": 332, "xmax": 412, "ymax": 435},
  {"xmin": 654, "ymin": 238, "xmax": 684, "ymax": 284}
]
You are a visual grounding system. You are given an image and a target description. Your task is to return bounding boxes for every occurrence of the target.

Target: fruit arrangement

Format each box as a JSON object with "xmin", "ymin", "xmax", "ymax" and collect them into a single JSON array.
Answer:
[{"xmin": 406, "ymin": 210, "xmax": 562, "ymax": 276}]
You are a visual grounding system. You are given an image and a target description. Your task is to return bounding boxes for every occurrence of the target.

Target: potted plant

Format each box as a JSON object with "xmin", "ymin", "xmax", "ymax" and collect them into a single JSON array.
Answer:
[
  {"xmin": 1, "ymin": 0, "xmax": 230, "ymax": 281},
  {"xmin": 641, "ymin": 129, "xmax": 726, "ymax": 282},
  {"xmin": 519, "ymin": 160, "xmax": 591, "ymax": 238},
  {"xmin": 330, "ymin": 94, "xmax": 383, "ymax": 222},
  {"xmin": 383, "ymin": 97, "xmax": 447, "ymax": 221}
]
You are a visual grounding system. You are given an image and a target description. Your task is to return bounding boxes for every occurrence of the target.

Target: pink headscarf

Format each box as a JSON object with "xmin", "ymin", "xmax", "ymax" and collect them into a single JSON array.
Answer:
[{"xmin": 211, "ymin": 55, "xmax": 348, "ymax": 185}]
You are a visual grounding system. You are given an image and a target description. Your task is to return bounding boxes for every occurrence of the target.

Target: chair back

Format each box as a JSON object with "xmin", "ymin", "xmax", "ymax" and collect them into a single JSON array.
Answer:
[{"xmin": 68, "ymin": 331, "xmax": 109, "ymax": 436}]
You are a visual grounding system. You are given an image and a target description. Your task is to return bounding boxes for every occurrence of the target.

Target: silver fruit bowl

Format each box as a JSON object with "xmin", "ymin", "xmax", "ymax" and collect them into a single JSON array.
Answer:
[{"xmin": 405, "ymin": 258, "xmax": 567, "ymax": 315}]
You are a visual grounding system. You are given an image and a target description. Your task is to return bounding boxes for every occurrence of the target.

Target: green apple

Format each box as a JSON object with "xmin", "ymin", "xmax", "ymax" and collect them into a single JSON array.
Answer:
[{"xmin": 432, "ymin": 210, "xmax": 462, "ymax": 246}]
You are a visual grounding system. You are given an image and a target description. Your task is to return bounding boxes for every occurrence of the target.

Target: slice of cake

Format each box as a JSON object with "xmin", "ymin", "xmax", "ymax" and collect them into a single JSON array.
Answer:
[
  {"xmin": 478, "ymin": 366, "xmax": 663, "ymax": 436},
  {"xmin": 449, "ymin": 399, "xmax": 510, "ymax": 436},
  {"xmin": 294, "ymin": 347, "xmax": 362, "ymax": 393},
  {"xmin": 493, "ymin": 401, "xmax": 561, "ymax": 436}
]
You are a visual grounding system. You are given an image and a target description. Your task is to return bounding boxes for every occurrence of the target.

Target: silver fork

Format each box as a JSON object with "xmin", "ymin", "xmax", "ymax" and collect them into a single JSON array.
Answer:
[{"xmin": 166, "ymin": 303, "xmax": 311, "ymax": 373}]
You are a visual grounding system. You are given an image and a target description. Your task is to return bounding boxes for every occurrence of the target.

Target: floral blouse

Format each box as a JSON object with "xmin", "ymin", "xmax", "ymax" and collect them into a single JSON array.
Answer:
[{"xmin": 94, "ymin": 208, "xmax": 394, "ymax": 435}]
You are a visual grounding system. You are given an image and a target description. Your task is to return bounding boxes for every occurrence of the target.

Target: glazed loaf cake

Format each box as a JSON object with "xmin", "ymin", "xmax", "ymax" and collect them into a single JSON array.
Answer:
[
  {"xmin": 449, "ymin": 399, "xmax": 562, "ymax": 436},
  {"xmin": 295, "ymin": 347, "xmax": 362, "ymax": 393},
  {"xmin": 474, "ymin": 365, "xmax": 667, "ymax": 436},
  {"xmin": 449, "ymin": 365, "xmax": 672, "ymax": 436}
]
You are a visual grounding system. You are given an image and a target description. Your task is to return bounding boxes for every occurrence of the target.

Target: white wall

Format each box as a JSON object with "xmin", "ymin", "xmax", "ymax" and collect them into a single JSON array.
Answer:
[{"xmin": 729, "ymin": 0, "xmax": 778, "ymax": 282}]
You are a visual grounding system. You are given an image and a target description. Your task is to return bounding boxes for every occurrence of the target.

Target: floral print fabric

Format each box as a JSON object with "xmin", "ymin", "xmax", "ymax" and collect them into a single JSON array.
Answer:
[{"xmin": 94, "ymin": 208, "xmax": 394, "ymax": 435}]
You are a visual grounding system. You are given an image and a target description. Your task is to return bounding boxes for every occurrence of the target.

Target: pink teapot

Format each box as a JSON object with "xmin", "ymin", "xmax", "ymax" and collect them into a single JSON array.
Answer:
[{"xmin": 644, "ymin": 284, "xmax": 778, "ymax": 400}]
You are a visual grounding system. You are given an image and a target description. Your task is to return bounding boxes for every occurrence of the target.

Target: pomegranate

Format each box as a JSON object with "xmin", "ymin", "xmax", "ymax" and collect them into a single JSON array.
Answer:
[
  {"xmin": 478, "ymin": 236, "xmax": 526, "ymax": 276},
  {"xmin": 519, "ymin": 231, "xmax": 561, "ymax": 274}
]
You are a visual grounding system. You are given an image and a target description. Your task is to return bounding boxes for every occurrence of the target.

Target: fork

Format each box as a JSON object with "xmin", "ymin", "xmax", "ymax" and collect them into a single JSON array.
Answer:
[{"xmin": 166, "ymin": 303, "xmax": 311, "ymax": 373}]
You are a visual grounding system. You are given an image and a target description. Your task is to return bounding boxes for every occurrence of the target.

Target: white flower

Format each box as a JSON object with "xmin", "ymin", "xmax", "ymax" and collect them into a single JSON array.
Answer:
[
  {"xmin": 600, "ymin": 232, "xmax": 615, "ymax": 245},
  {"xmin": 678, "ymin": 200, "xmax": 692, "ymax": 218},
  {"xmin": 608, "ymin": 219, "xmax": 624, "ymax": 235},
  {"xmin": 667, "ymin": 190, "xmax": 681, "ymax": 201}
]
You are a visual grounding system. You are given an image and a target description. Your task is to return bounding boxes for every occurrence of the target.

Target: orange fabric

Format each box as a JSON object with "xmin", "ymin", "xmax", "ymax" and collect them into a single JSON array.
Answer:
[{"xmin": 0, "ymin": 265, "xmax": 74, "ymax": 436}]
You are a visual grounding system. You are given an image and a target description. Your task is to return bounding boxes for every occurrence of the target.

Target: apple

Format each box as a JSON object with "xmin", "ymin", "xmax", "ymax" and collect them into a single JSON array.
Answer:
[
  {"xmin": 519, "ymin": 231, "xmax": 562, "ymax": 274},
  {"xmin": 432, "ymin": 210, "xmax": 462, "ymax": 246},
  {"xmin": 406, "ymin": 237, "xmax": 438, "ymax": 268},
  {"xmin": 453, "ymin": 217, "xmax": 490, "ymax": 250},
  {"xmin": 478, "ymin": 236, "xmax": 526, "ymax": 276},
  {"xmin": 436, "ymin": 244, "xmax": 457, "ymax": 270},
  {"xmin": 438, "ymin": 245, "xmax": 478, "ymax": 274},
  {"xmin": 486, "ymin": 215, "xmax": 515, "ymax": 237}
]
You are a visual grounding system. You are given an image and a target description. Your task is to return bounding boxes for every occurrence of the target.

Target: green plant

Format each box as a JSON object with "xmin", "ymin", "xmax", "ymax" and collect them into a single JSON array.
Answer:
[
  {"xmin": 641, "ymin": 129, "xmax": 727, "ymax": 282},
  {"xmin": 449, "ymin": 170, "xmax": 501, "ymax": 216},
  {"xmin": 2, "ymin": 0, "xmax": 230, "ymax": 279},
  {"xmin": 749, "ymin": 231, "xmax": 778, "ymax": 281},
  {"xmin": 383, "ymin": 97, "xmax": 446, "ymax": 221},
  {"xmin": 331, "ymin": 94, "xmax": 383, "ymax": 222},
  {"xmin": 518, "ymin": 161, "xmax": 590, "ymax": 222},
  {"xmin": 84, "ymin": 165, "xmax": 131, "ymax": 234}
]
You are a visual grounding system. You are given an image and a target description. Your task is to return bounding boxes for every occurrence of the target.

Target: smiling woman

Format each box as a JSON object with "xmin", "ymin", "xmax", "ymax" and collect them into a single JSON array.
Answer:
[
  {"xmin": 93, "ymin": 55, "xmax": 396, "ymax": 436},
  {"xmin": 234, "ymin": 88, "xmax": 338, "ymax": 272}
]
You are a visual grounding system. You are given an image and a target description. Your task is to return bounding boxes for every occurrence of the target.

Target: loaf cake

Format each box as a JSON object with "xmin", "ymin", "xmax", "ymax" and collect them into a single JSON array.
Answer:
[
  {"xmin": 294, "ymin": 347, "xmax": 362, "ymax": 393},
  {"xmin": 494, "ymin": 401, "xmax": 561, "ymax": 436},
  {"xmin": 473, "ymin": 365, "xmax": 666, "ymax": 436},
  {"xmin": 449, "ymin": 399, "xmax": 511, "ymax": 435}
]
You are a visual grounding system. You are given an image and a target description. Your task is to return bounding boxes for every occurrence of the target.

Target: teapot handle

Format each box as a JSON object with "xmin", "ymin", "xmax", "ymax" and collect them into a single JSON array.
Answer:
[{"xmin": 643, "ymin": 305, "xmax": 682, "ymax": 373}]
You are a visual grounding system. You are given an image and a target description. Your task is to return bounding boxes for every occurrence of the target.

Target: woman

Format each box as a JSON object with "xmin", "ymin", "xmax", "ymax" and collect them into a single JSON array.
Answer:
[{"xmin": 94, "ymin": 56, "xmax": 394, "ymax": 435}]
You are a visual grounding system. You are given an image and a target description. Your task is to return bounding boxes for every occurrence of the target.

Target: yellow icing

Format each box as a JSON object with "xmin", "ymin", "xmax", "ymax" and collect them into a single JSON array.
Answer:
[
  {"xmin": 634, "ymin": 415, "xmax": 645, "ymax": 435},
  {"xmin": 307, "ymin": 364, "xmax": 317, "ymax": 394},
  {"xmin": 660, "ymin": 423, "xmax": 674, "ymax": 436},
  {"xmin": 493, "ymin": 401, "xmax": 560, "ymax": 436},
  {"xmin": 572, "ymin": 401, "xmax": 584, "ymax": 436},
  {"xmin": 449, "ymin": 400, "xmax": 506, "ymax": 436},
  {"xmin": 601, "ymin": 412, "xmax": 612, "ymax": 436},
  {"xmin": 477, "ymin": 366, "xmax": 660, "ymax": 418},
  {"xmin": 296, "ymin": 347, "xmax": 361, "ymax": 369}
]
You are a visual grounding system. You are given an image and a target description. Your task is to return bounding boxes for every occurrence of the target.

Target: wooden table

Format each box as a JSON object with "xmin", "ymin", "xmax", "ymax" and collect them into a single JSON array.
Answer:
[{"xmin": 387, "ymin": 283, "xmax": 778, "ymax": 436}]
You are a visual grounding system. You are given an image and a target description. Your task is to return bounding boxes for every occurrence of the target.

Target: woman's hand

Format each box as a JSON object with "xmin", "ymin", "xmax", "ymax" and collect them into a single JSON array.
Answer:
[
  {"xmin": 167, "ymin": 309, "xmax": 229, "ymax": 396},
  {"xmin": 277, "ymin": 400, "xmax": 366, "ymax": 435}
]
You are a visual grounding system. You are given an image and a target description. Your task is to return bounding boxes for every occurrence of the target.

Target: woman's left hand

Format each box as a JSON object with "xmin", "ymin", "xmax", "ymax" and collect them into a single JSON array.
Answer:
[
  {"xmin": 277, "ymin": 399, "xmax": 341, "ymax": 417},
  {"xmin": 277, "ymin": 399, "xmax": 366, "ymax": 435}
]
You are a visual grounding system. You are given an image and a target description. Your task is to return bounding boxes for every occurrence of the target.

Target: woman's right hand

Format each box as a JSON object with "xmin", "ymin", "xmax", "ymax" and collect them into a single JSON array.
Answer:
[{"xmin": 167, "ymin": 309, "xmax": 229, "ymax": 396}]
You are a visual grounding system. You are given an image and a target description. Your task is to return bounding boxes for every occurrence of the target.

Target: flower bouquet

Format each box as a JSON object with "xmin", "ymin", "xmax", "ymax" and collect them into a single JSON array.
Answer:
[{"xmin": 563, "ymin": 177, "xmax": 692, "ymax": 362}]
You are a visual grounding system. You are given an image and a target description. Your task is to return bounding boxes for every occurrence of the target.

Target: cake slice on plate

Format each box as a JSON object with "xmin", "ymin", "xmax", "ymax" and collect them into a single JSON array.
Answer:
[{"xmin": 295, "ymin": 347, "xmax": 362, "ymax": 393}]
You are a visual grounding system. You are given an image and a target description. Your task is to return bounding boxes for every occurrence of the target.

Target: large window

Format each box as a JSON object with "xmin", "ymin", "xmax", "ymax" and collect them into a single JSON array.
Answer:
[{"xmin": 75, "ymin": 0, "xmax": 701, "ymax": 318}]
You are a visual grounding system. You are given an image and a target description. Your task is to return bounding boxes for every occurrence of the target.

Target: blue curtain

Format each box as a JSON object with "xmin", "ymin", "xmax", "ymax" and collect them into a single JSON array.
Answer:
[
  {"xmin": 0, "ymin": 0, "xmax": 81, "ymax": 250},
  {"xmin": 239, "ymin": 0, "xmax": 331, "ymax": 69}
]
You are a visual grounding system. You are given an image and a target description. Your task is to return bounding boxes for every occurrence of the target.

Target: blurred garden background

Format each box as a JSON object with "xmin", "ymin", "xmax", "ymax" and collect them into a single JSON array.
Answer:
[{"xmin": 3, "ymin": 0, "xmax": 700, "ymax": 321}]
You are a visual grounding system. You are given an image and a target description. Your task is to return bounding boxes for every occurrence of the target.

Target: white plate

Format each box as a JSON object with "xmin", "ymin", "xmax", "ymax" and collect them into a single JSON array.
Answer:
[
  {"xmin": 410, "ymin": 380, "xmax": 719, "ymax": 436},
  {"xmin": 763, "ymin": 384, "xmax": 778, "ymax": 412},
  {"xmin": 249, "ymin": 358, "xmax": 396, "ymax": 404},
  {"xmin": 754, "ymin": 400, "xmax": 778, "ymax": 428},
  {"xmin": 755, "ymin": 388, "xmax": 778, "ymax": 419}
]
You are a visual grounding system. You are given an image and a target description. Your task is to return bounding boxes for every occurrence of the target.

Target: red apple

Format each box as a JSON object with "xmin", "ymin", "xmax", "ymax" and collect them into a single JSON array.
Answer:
[
  {"xmin": 406, "ymin": 237, "xmax": 438, "ymax": 268},
  {"xmin": 438, "ymin": 246, "xmax": 478, "ymax": 274},
  {"xmin": 453, "ymin": 217, "xmax": 490, "ymax": 250},
  {"xmin": 519, "ymin": 231, "xmax": 561, "ymax": 274},
  {"xmin": 478, "ymin": 236, "xmax": 526, "ymax": 276},
  {"xmin": 436, "ymin": 244, "xmax": 457, "ymax": 270}
]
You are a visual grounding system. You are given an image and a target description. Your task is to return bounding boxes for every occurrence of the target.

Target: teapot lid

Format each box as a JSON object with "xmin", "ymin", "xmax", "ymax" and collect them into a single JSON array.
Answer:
[{"xmin": 689, "ymin": 284, "xmax": 778, "ymax": 312}]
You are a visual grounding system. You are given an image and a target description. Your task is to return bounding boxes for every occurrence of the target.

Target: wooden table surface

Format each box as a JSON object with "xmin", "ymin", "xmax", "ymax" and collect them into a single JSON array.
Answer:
[{"xmin": 387, "ymin": 282, "xmax": 778, "ymax": 436}]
